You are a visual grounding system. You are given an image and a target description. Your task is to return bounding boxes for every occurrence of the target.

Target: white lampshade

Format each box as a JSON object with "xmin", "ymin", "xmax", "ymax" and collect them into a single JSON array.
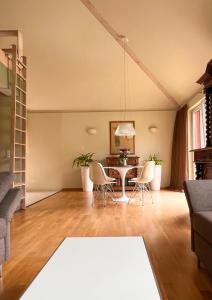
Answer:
[{"xmin": 115, "ymin": 123, "xmax": 136, "ymax": 136}]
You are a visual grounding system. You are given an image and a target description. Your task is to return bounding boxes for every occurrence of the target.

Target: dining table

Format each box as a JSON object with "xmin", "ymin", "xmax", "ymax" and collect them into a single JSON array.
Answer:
[{"xmin": 104, "ymin": 165, "xmax": 143, "ymax": 202}]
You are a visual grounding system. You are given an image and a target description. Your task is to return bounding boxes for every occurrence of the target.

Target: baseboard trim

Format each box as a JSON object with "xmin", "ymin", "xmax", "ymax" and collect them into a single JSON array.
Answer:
[{"xmin": 62, "ymin": 188, "xmax": 83, "ymax": 191}]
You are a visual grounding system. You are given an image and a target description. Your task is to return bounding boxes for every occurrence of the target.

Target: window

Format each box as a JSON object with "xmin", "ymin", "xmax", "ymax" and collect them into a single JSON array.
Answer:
[
  {"xmin": 188, "ymin": 99, "xmax": 206, "ymax": 179},
  {"xmin": 192, "ymin": 100, "xmax": 206, "ymax": 149}
]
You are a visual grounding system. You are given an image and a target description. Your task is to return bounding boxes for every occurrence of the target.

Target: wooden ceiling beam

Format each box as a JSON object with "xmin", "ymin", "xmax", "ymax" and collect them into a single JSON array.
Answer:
[{"xmin": 80, "ymin": 0, "xmax": 179, "ymax": 108}]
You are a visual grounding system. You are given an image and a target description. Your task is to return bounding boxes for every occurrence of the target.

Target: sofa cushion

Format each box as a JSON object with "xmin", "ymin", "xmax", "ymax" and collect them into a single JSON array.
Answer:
[
  {"xmin": 192, "ymin": 211, "xmax": 212, "ymax": 245},
  {"xmin": 0, "ymin": 238, "xmax": 5, "ymax": 264},
  {"xmin": 0, "ymin": 218, "xmax": 6, "ymax": 239},
  {"xmin": 0, "ymin": 173, "xmax": 14, "ymax": 203},
  {"xmin": 184, "ymin": 180, "xmax": 212, "ymax": 214}
]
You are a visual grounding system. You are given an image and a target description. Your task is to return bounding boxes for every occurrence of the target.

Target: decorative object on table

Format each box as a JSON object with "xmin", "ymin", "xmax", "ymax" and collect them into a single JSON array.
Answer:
[
  {"xmin": 114, "ymin": 35, "xmax": 136, "ymax": 137},
  {"xmin": 119, "ymin": 149, "xmax": 130, "ymax": 166},
  {"xmin": 72, "ymin": 153, "xmax": 94, "ymax": 192},
  {"xmin": 110, "ymin": 121, "xmax": 135, "ymax": 154},
  {"xmin": 148, "ymin": 153, "xmax": 163, "ymax": 191}
]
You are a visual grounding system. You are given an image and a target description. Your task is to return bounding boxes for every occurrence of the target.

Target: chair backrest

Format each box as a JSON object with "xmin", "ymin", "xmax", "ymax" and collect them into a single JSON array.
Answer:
[
  {"xmin": 89, "ymin": 161, "xmax": 108, "ymax": 186},
  {"xmin": 138, "ymin": 161, "xmax": 155, "ymax": 183}
]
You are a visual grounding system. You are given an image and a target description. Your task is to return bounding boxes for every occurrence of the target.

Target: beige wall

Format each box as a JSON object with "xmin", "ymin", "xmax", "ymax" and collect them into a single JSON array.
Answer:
[{"xmin": 26, "ymin": 111, "xmax": 176, "ymax": 191}]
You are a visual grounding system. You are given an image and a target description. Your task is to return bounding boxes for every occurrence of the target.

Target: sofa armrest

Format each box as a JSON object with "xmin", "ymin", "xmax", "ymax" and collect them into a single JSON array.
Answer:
[
  {"xmin": 0, "ymin": 188, "xmax": 22, "ymax": 221},
  {"xmin": 184, "ymin": 180, "xmax": 212, "ymax": 215},
  {"xmin": 0, "ymin": 172, "xmax": 14, "ymax": 203}
]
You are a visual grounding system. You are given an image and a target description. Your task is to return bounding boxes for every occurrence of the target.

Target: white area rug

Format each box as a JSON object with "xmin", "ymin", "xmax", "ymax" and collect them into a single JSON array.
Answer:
[
  {"xmin": 20, "ymin": 237, "xmax": 161, "ymax": 300},
  {"xmin": 26, "ymin": 191, "xmax": 59, "ymax": 206}
]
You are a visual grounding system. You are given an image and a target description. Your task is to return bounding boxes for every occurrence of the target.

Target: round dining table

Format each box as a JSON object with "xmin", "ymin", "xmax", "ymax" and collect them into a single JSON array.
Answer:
[{"xmin": 104, "ymin": 165, "xmax": 143, "ymax": 202}]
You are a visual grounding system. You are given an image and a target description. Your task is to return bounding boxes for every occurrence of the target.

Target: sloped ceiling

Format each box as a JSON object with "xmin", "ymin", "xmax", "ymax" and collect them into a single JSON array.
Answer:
[{"xmin": 0, "ymin": 0, "xmax": 211, "ymax": 111}]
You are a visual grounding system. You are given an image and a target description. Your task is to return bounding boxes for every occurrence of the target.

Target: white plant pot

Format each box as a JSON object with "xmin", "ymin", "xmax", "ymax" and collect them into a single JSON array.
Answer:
[
  {"xmin": 150, "ymin": 165, "xmax": 162, "ymax": 191},
  {"xmin": 81, "ymin": 167, "xmax": 93, "ymax": 192}
]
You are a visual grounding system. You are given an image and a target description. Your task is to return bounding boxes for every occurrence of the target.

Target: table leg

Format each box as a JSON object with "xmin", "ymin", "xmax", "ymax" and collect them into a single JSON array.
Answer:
[{"xmin": 113, "ymin": 169, "xmax": 129, "ymax": 202}]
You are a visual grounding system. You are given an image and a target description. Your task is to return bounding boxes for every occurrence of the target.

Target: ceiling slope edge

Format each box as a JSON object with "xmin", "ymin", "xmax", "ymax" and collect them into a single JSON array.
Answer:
[{"xmin": 80, "ymin": 0, "xmax": 179, "ymax": 109}]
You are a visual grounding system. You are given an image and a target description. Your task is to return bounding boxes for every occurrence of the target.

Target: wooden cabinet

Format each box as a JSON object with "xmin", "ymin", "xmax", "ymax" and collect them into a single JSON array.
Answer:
[
  {"xmin": 105, "ymin": 156, "xmax": 140, "ymax": 190},
  {"xmin": 193, "ymin": 148, "xmax": 212, "ymax": 179},
  {"xmin": 194, "ymin": 60, "xmax": 212, "ymax": 180}
]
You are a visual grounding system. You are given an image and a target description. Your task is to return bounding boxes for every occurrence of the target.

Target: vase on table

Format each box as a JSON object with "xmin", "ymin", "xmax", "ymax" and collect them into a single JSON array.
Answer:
[{"xmin": 119, "ymin": 149, "xmax": 129, "ymax": 166}]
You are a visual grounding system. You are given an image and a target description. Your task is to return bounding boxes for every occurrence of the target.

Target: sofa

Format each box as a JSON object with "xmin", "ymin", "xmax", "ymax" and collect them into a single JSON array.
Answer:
[
  {"xmin": 0, "ymin": 172, "xmax": 22, "ymax": 276},
  {"xmin": 184, "ymin": 180, "xmax": 212, "ymax": 273}
]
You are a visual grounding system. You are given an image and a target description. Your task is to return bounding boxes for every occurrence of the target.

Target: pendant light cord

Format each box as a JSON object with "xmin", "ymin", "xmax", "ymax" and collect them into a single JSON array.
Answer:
[{"xmin": 123, "ymin": 38, "xmax": 127, "ymax": 120}]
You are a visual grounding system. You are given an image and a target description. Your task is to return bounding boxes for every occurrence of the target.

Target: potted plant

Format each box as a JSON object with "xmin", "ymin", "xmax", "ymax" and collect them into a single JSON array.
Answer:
[
  {"xmin": 148, "ymin": 153, "xmax": 163, "ymax": 191},
  {"xmin": 72, "ymin": 153, "xmax": 94, "ymax": 192}
]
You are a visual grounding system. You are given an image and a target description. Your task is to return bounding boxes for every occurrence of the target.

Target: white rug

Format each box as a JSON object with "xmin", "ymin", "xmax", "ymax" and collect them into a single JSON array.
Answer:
[
  {"xmin": 20, "ymin": 237, "xmax": 161, "ymax": 300},
  {"xmin": 26, "ymin": 191, "xmax": 59, "ymax": 206}
]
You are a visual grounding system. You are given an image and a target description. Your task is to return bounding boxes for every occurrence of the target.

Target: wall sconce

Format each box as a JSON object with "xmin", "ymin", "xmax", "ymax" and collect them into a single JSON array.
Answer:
[
  {"xmin": 149, "ymin": 126, "xmax": 158, "ymax": 134},
  {"xmin": 87, "ymin": 128, "xmax": 97, "ymax": 135}
]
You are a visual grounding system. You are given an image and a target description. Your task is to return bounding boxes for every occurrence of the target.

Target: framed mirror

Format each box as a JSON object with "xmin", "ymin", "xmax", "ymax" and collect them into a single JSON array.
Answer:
[{"xmin": 109, "ymin": 121, "xmax": 135, "ymax": 155}]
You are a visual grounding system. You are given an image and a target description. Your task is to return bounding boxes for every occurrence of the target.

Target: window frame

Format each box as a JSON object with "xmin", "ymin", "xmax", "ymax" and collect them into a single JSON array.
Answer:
[{"xmin": 191, "ymin": 100, "xmax": 206, "ymax": 150}]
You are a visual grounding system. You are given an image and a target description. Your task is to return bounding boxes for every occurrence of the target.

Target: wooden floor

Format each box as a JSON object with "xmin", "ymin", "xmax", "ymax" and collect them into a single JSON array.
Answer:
[{"xmin": 0, "ymin": 190, "xmax": 212, "ymax": 300}]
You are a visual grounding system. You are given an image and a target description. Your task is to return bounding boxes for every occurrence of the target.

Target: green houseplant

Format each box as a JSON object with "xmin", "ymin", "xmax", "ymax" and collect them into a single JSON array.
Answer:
[
  {"xmin": 73, "ymin": 153, "xmax": 94, "ymax": 192},
  {"xmin": 72, "ymin": 153, "xmax": 94, "ymax": 167},
  {"xmin": 148, "ymin": 153, "xmax": 163, "ymax": 191},
  {"xmin": 148, "ymin": 153, "xmax": 163, "ymax": 165}
]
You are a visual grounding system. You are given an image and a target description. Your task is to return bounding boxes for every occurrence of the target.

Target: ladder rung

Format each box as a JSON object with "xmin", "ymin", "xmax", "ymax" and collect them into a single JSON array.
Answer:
[
  {"xmin": 16, "ymin": 99, "xmax": 26, "ymax": 107},
  {"xmin": 15, "ymin": 128, "xmax": 26, "ymax": 133},
  {"xmin": 14, "ymin": 170, "xmax": 25, "ymax": 173},
  {"xmin": 15, "ymin": 142, "xmax": 25, "ymax": 146},
  {"xmin": 17, "ymin": 73, "xmax": 26, "ymax": 81},
  {"xmin": 17, "ymin": 58, "xmax": 27, "ymax": 68},
  {"xmin": 16, "ymin": 86, "xmax": 26, "ymax": 94},
  {"xmin": 16, "ymin": 114, "xmax": 26, "ymax": 120}
]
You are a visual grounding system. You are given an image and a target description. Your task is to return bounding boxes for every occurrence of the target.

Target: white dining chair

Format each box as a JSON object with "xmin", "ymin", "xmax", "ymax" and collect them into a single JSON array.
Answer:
[
  {"xmin": 129, "ymin": 161, "xmax": 155, "ymax": 206},
  {"xmin": 89, "ymin": 161, "xmax": 116, "ymax": 206}
]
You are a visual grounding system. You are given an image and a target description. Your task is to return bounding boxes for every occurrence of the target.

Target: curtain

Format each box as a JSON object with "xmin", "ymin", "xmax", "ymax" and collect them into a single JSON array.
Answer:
[{"xmin": 170, "ymin": 104, "xmax": 188, "ymax": 190}]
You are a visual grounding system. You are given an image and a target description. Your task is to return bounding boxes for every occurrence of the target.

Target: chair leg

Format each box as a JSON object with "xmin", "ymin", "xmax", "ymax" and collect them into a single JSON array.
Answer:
[
  {"xmin": 128, "ymin": 182, "xmax": 139, "ymax": 204},
  {"xmin": 141, "ymin": 184, "xmax": 145, "ymax": 206},
  {"xmin": 146, "ymin": 183, "xmax": 154, "ymax": 204},
  {"xmin": 0, "ymin": 265, "xmax": 2, "ymax": 278},
  {"xmin": 92, "ymin": 184, "xmax": 99, "ymax": 207},
  {"xmin": 103, "ymin": 186, "xmax": 107, "ymax": 207},
  {"xmin": 106, "ymin": 184, "xmax": 118, "ymax": 205},
  {"xmin": 92, "ymin": 184, "xmax": 96, "ymax": 207}
]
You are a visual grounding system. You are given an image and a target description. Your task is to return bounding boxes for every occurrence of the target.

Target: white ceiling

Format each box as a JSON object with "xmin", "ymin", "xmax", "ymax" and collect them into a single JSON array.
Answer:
[{"xmin": 0, "ymin": 0, "xmax": 211, "ymax": 111}]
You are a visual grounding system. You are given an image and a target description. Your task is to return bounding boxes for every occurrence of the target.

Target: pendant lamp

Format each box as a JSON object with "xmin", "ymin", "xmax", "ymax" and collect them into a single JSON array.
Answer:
[{"xmin": 115, "ymin": 36, "xmax": 136, "ymax": 137}]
